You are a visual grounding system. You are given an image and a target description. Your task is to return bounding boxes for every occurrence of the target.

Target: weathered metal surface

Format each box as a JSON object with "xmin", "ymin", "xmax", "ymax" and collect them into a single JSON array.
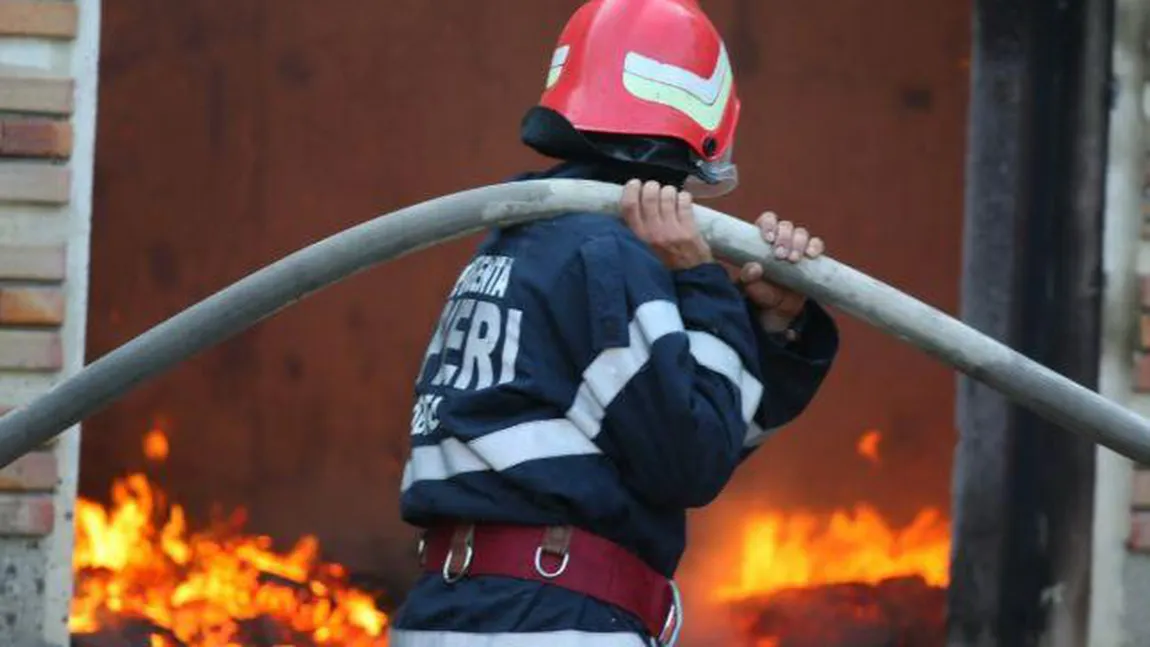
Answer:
[{"xmin": 948, "ymin": 0, "xmax": 1110, "ymax": 644}]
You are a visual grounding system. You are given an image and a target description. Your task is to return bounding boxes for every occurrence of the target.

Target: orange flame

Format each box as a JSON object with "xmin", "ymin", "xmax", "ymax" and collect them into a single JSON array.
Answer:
[
  {"xmin": 69, "ymin": 427, "xmax": 389, "ymax": 646},
  {"xmin": 856, "ymin": 430, "xmax": 882, "ymax": 465},
  {"xmin": 143, "ymin": 426, "xmax": 170, "ymax": 463},
  {"xmin": 716, "ymin": 504, "xmax": 950, "ymax": 601}
]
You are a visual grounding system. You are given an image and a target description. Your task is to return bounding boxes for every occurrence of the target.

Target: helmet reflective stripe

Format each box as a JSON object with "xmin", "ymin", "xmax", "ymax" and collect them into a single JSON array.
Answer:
[
  {"xmin": 622, "ymin": 45, "xmax": 733, "ymax": 131},
  {"xmin": 546, "ymin": 45, "xmax": 571, "ymax": 89},
  {"xmin": 624, "ymin": 44, "xmax": 730, "ymax": 106}
]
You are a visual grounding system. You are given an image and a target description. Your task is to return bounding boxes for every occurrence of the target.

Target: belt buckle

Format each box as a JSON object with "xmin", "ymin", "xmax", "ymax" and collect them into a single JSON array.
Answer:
[
  {"xmin": 534, "ymin": 525, "xmax": 573, "ymax": 579},
  {"xmin": 441, "ymin": 525, "xmax": 475, "ymax": 584},
  {"xmin": 658, "ymin": 580, "xmax": 683, "ymax": 647}
]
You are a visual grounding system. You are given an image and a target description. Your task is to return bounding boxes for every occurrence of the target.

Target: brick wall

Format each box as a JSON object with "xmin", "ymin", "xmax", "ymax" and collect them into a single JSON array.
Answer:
[
  {"xmin": 0, "ymin": 1, "xmax": 98, "ymax": 645},
  {"xmin": 1130, "ymin": 163, "xmax": 1150, "ymax": 556}
]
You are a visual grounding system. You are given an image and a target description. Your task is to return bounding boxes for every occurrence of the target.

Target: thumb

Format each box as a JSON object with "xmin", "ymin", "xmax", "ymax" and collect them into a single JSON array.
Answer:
[{"xmin": 743, "ymin": 281, "xmax": 784, "ymax": 310}]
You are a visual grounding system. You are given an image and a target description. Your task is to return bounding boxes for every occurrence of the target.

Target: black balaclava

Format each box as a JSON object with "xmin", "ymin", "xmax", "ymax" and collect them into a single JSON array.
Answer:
[{"xmin": 519, "ymin": 106, "xmax": 695, "ymax": 187}]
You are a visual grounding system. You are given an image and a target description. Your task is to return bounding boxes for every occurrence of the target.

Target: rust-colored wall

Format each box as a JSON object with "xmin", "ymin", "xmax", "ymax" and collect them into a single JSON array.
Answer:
[{"xmin": 84, "ymin": 0, "xmax": 970, "ymax": 593}]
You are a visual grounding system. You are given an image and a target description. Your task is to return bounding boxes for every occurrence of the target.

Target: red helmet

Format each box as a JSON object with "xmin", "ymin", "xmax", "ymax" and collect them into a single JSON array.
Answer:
[{"xmin": 526, "ymin": 0, "xmax": 742, "ymax": 197}]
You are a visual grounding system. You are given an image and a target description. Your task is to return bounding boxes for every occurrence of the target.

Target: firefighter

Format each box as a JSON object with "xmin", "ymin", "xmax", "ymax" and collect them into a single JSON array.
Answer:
[{"xmin": 391, "ymin": 1, "xmax": 838, "ymax": 645}]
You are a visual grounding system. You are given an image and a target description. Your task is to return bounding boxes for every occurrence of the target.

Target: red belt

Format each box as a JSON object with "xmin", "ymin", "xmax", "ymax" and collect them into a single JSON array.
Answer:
[{"xmin": 419, "ymin": 523, "xmax": 678, "ymax": 640}]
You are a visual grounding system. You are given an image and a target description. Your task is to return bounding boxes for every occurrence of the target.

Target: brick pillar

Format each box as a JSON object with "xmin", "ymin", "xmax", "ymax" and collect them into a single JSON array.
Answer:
[
  {"xmin": 0, "ymin": 1, "xmax": 100, "ymax": 645},
  {"xmin": 1130, "ymin": 276, "xmax": 1150, "ymax": 557}
]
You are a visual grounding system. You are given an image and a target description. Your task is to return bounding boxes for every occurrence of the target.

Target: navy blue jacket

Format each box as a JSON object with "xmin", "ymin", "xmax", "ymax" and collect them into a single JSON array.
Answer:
[{"xmin": 390, "ymin": 162, "xmax": 838, "ymax": 647}]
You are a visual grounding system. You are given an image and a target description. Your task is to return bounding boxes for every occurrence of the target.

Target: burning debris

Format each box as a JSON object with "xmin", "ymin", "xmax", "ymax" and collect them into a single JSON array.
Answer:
[
  {"xmin": 715, "ymin": 506, "xmax": 949, "ymax": 646},
  {"xmin": 729, "ymin": 576, "xmax": 945, "ymax": 647},
  {"xmin": 710, "ymin": 431, "xmax": 951, "ymax": 646},
  {"xmin": 69, "ymin": 429, "xmax": 390, "ymax": 647}
]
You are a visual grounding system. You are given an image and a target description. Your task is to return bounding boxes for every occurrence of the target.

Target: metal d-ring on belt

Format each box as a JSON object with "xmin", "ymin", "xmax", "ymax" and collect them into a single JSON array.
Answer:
[{"xmin": 417, "ymin": 523, "xmax": 684, "ymax": 646}]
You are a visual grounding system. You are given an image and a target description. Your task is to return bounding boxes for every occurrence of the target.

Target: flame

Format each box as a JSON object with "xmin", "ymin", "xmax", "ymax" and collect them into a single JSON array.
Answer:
[
  {"xmin": 693, "ymin": 432, "xmax": 952, "ymax": 645},
  {"xmin": 856, "ymin": 430, "xmax": 882, "ymax": 464},
  {"xmin": 143, "ymin": 426, "xmax": 170, "ymax": 463},
  {"xmin": 716, "ymin": 504, "xmax": 950, "ymax": 601},
  {"xmin": 69, "ymin": 428, "xmax": 389, "ymax": 646}
]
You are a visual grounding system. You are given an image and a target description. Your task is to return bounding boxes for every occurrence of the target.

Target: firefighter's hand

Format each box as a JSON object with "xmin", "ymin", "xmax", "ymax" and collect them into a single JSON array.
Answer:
[
  {"xmin": 621, "ymin": 179, "xmax": 713, "ymax": 270},
  {"xmin": 738, "ymin": 211, "xmax": 825, "ymax": 333}
]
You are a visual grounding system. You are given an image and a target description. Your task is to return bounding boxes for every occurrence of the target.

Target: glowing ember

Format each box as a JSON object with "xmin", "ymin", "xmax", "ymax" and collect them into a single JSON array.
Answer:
[
  {"xmin": 856, "ymin": 430, "xmax": 882, "ymax": 465},
  {"xmin": 70, "ymin": 428, "xmax": 389, "ymax": 646},
  {"xmin": 142, "ymin": 426, "xmax": 169, "ymax": 463},
  {"xmin": 716, "ymin": 505, "xmax": 950, "ymax": 602}
]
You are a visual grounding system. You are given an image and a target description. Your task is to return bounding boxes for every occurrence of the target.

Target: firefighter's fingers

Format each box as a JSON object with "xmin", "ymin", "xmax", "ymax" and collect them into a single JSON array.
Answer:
[
  {"xmin": 738, "ymin": 261, "xmax": 764, "ymax": 284},
  {"xmin": 758, "ymin": 211, "xmax": 779, "ymax": 243},
  {"xmin": 738, "ymin": 263, "xmax": 782, "ymax": 308},
  {"xmin": 807, "ymin": 236, "xmax": 826, "ymax": 258},
  {"xmin": 640, "ymin": 180, "xmax": 662, "ymax": 225},
  {"xmin": 776, "ymin": 289, "xmax": 808, "ymax": 317},
  {"xmin": 621, "ymin": 179, "xmax": 644, "ymax": 236},
  {"xmin": 773, "ymin": 221, "xmax": 795, "ymax": 259},
  {"xmin": 676, "ymin": 190, "xmax": 695, "ymax": 227},
  {"xmin": 743, "ymin": 279, "xmax": 785, "ymax": 311},
  {"xmin": 788, "ymin": 227, "xmax": 810, "ymax": 263},
  {"xmin": 623, "ymin": 181, "xmax": 712, "ymax": 269},
  {"xmin": 659, "ymin": 185, "xmax": 678, "ymax": 225}
]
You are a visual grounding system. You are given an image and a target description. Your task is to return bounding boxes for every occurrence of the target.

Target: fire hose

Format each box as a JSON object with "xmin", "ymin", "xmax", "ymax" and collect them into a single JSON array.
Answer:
[{"xmin": 0, "ymin": 179, "xmax": 1147, "ymax": 467}]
